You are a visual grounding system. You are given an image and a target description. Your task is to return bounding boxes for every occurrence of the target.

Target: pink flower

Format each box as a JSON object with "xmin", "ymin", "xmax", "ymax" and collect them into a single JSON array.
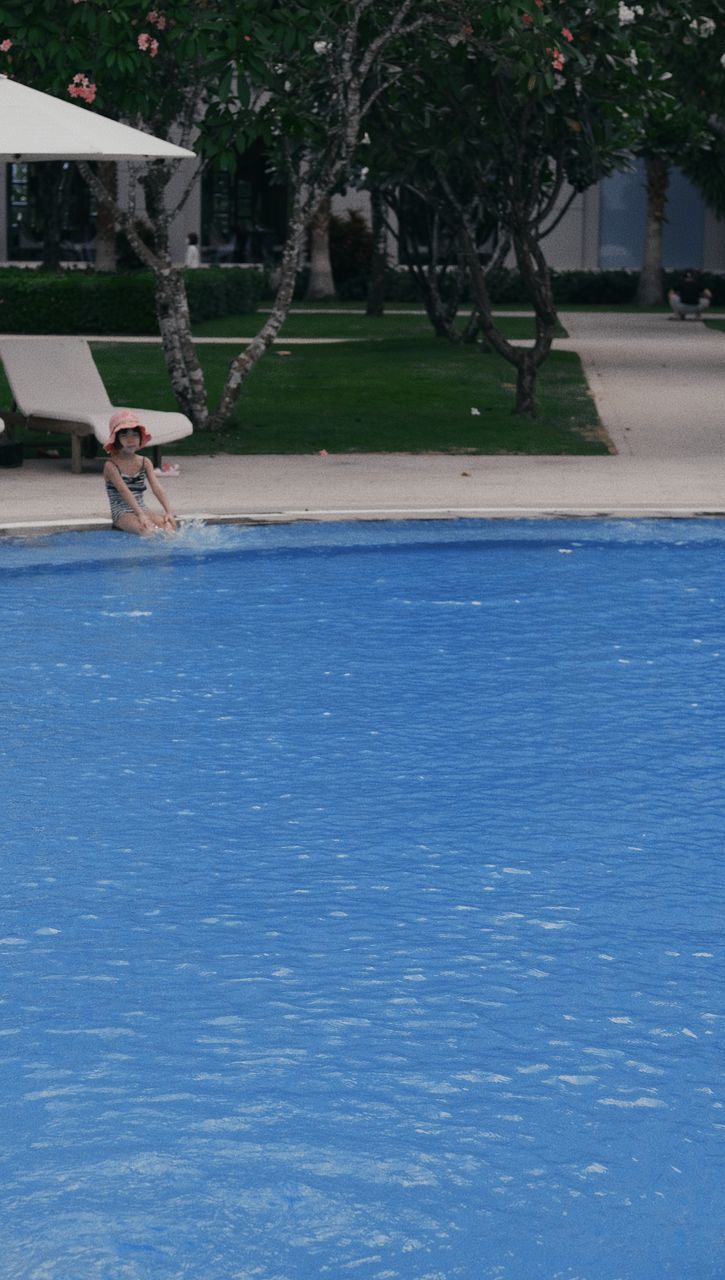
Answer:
[
  {"xmin": 0, "ymin": 38, "xmax": 12, "ymax": 51},
  {"xmin": 561, "ymin": 27, "xmax": 574, "ymax": 41},
  {"xmin": 137, "ymin": 32, "xmax": 159, "ymax": 55},
  {"xmin": 147, "ymin": 9, "xmax": 167, "ymax": 29},
  {"xmin": 522, "ymin": 13, "xmax": 533, "ymax": 25},
  {"xmin": 534, "ymin": 0, "xmax": 544, "ymax": 7},
  {"xmin": 67, "ymin": 73, "xmax": 97, "ymax": 104},
  {"xmin": 547, "ymin": 46, "xmax": 565, "ymax": 71}
]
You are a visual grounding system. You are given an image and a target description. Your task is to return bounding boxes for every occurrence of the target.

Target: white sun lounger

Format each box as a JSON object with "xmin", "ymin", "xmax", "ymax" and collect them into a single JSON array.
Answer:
[{"xmin": 0, "ymin": 336, "xmax": 193, "ymax": 473}]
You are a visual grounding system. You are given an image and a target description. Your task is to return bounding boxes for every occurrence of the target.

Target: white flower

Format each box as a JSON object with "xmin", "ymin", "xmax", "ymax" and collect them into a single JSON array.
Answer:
[
  {"xmin": 618, "ymin": 3, "xmax": 636, "ymax": 24},
  {"xmin": 626, "ymin": 48, "xmax": 638, "ymax": 68},
  {"xmin": 691, "ymin": 17, "xmax": 716, "ymax": 37},
  {"xmin": 313, "ymin": 40, "xmax": 329, "ymax": 54},
  {"xmin": 660, "ymin": 71, "xmax": 673, "ymax": 80},
  {"xmin": 721, "ymin": 51, "xmax": 725, "ymax": 67}
]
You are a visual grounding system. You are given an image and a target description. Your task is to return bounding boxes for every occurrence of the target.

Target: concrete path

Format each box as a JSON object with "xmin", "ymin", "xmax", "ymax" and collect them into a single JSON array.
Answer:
[
  {"xmin": 2, "ymin": 311, "xmax": 725, "ymax": 532},
  {"xmin": 560, "ymin": 310, "xmax": 725, "ymax": 461}
]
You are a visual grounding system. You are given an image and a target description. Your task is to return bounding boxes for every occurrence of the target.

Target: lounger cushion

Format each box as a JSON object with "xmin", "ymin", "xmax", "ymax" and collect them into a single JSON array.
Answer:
[{"xmin": 0, "ymin": 336, "xmax": 193, "ymax": 446}]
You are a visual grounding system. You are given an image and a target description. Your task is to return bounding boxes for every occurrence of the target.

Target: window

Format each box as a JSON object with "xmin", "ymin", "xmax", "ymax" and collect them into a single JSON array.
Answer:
[
  {"xmin": 6, "ymin": 161, "xmax": 95, "ymax": 262},
  {"xmin": 396, "ymin": 188, "xmax": 497, "ymax": 266},
  {"xmin": 599, "ymin": 160, "xmax": 705, "ymax": 270},
  {"xmin": 201, "ymin": 143, "xmax": 288, "ymax": 264}
]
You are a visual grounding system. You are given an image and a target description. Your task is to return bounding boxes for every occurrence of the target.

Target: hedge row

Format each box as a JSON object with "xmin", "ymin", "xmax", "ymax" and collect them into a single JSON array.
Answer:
[
  {"xmin": 0, "ymin": 266, "xmax": 265, "ymax": 334},
  {"xmin": 495, "ymin": 268, "xmax": 725, "ymax": 306},
  {"xmin": 288, "ymin": 266, "xmax": 725, "ymax": 306}
]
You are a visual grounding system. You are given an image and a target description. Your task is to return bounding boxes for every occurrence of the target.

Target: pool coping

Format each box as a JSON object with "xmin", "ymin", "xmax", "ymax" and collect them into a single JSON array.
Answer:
[{"xmin": 4, "ymin": 504, "xmax": 725, "ymax": 537}]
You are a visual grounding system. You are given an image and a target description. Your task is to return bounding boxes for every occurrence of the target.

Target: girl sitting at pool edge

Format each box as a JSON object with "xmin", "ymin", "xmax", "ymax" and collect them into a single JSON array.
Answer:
[{"xmin": 103, "ymin": 410, "xmax": 177, "ymax": 535}]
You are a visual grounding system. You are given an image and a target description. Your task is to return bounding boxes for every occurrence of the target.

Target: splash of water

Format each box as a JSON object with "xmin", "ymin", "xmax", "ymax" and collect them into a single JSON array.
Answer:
[{"xmin": 169, "ymin": 518, "xmax": 248, "ymax": 551}]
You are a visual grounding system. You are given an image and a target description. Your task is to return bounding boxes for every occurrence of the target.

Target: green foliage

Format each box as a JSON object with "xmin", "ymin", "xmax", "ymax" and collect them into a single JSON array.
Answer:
[
  {"xmin": 0, "ymin": 0, "xmax": 281, "ymax": 157},
  {"xmin": 184, "ymin": 267, "xmax": 266, "ymax": 322},
  {"xmin": 291, "ymin": 267, "xmax": 725, "ymax": 308},
  {"xmin": 0, "ymin": 266, "xmax": 264, "ymax": 334}
]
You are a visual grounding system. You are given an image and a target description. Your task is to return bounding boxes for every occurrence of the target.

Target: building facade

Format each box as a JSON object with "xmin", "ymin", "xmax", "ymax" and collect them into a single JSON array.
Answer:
[{"xmin": 1, "ymin": 157, "xmax": 724, "ymax": 273}]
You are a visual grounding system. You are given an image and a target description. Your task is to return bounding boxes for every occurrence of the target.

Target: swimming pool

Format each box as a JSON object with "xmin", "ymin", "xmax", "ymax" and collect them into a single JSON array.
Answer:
[{"xmin": 1, "ymin": 519, "xmax": 723, "ymax": 1280}]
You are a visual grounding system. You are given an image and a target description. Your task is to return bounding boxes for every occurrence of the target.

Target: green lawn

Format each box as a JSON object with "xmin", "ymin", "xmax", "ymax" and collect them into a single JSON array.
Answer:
[
  {"xmin": 91, "ymin": 336, "xmax": 606, "ymax": 455},
  {"xmin": 1, "ymin": 316, "xmax": 609, "ymax": 458}
]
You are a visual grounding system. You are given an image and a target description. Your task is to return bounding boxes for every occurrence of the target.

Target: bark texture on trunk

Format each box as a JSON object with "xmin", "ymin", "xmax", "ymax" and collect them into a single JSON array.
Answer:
[
  {"xmin": 154, "ymin": 266, "xmax": 210, "ymax": 427},
  {"xmin": 210, "ymin": 192, "xmax": 307, "ymax": 429},
  {"xmin": 461, "ymin": 216, "xmax": 556, "ymax": 417},
  {"xmin": 306, "ymin": 197, "xmax": 337, "ymax": 301},
  {"xmin": 636, "ymin": 156, "xmax": 669, "ymax": 307}
]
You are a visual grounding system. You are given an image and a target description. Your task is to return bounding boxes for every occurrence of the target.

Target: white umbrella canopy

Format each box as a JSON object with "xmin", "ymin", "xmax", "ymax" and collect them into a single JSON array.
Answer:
[{"xmin": 0, "ymin": 77, "xmax": 195, "ymax": 161}]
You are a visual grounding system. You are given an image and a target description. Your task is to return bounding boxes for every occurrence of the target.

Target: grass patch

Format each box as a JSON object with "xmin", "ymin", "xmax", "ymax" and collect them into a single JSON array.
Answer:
[
  {"xmin": 1, "ymin": 332, "xmax": 608, "ymax": 458},
  {"xmin": 98, "ymin": 336, "xmax": 605, "ymax": 455},
  {"xmin": 705, "ymin": 319, "xmax": 725, "ymax": 334}
]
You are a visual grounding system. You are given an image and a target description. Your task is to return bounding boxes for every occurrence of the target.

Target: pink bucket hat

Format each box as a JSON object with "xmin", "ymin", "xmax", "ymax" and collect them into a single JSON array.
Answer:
[{"xmin": 104, "ymin": 409, "xmax": 152, "ymax": 452}]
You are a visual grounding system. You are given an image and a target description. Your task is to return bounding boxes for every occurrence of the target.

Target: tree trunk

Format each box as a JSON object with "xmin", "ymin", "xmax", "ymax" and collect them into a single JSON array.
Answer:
[
  {"xmin": 154, "ymin": 265, "xmax": 210, "ymax": 427},
  {"xmin": 210, "ymin": 190, "xmax": 308, "ymax": 429},
  {"xmin": 366, "ymin": 186, "xmax": 387, "ymax": 316},
  {"xmin": 515, "ymin": 353, "xmax": 538, "ymax": 417},
  {"xmin": 458, "ymin": 213, "xmax": 555, "ymax": 417},
  {"xmin": 510, "ymin": 227, "xmax": 557, "ymax": 415},
  {"xmin": 636, "ymin": 156, "xmax": 669, "ymax": 307},
  {"xmin": 94, "ymin": 161, "xmax": 117, "ymax": 272},
  {"xmin": 305, "ymin": 196, "xmax": 337, "ymax": 301}
]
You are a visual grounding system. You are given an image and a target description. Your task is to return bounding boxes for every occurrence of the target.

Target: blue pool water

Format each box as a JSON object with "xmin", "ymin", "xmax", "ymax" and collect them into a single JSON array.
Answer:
[{"xmin": 1, "ymin": 519, "xmax": 724, "ymax": 1280}]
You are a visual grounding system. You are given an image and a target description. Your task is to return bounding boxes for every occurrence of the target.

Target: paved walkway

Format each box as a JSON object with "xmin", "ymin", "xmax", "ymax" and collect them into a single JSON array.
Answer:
[{"xmin": 2, "ymin": 311, "xmax": 725, "ymax": 532}]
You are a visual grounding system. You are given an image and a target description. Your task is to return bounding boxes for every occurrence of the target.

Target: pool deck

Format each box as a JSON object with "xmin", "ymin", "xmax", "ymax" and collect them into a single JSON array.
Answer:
[{"xmin": 3, "ymin": 310, "xmax": 725, "ymax": 533}]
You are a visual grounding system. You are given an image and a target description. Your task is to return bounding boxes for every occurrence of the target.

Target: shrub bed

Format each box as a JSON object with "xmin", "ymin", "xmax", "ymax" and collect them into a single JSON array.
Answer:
[
  {"xmin": 282, "ymin": 265, "xmax": 725, "ymax": 307},
  {"xmin": 0, "ymin": 266, "xmax": 265, "ymax": 334}
]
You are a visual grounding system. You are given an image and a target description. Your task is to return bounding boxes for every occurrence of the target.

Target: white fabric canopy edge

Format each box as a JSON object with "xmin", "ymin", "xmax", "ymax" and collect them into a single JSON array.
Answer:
[{"xmin": 0, "ymin": 77, "xmax": 195, "ymax": 160}]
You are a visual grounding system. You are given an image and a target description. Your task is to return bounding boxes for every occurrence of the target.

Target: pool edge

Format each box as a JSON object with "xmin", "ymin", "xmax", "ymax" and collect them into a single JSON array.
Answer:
[{"xmin": 3, "ymin": 504, "xmax": 725, "ymax": 537}]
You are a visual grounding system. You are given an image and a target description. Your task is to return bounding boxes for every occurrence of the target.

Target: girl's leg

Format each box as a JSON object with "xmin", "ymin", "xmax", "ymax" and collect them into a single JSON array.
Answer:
[{"xmin": 113, "ymin": 513, "xmax": 157, "ymax": 536}]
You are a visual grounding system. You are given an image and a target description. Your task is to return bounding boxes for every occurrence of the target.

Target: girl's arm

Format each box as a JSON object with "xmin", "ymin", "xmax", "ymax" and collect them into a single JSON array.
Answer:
[
  {"xmin": 104, "ymin": 460, "xmax": 155, "ymax": 528},
  {"xmin": 144, "ymin": 458, "xmax": 177, "ymax": 528}
]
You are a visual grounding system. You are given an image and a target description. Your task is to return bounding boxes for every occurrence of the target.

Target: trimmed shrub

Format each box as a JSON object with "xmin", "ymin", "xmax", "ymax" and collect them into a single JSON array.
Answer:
[
  {"xmin": 0, "ymin": 265, "xmax": 265, "ymax": 334},
  {"xmin": 489, "ymin": 268, "xmax": 640, "ymax": 305},
  {"xmin": 374, "ymin": 267, "xmax": 725, "ymax": 307}
]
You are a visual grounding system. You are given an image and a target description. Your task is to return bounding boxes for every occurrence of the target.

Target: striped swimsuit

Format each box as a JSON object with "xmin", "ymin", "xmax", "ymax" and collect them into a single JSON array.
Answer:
[{"xmin": 106, "ymin": 460, "xmax": 148, "ymax": 524}]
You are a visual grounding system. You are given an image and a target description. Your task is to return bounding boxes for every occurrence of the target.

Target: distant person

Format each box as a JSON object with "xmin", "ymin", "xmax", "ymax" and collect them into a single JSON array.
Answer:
[
  {"xmin": 103, "ymin": 410, "xmax": 177, "ymax": 535},
  {"xmin": 185, "ymin": 232, "xmax": 201, "ymax": 268},
  {"xmin": 668, "ymin": 270, "xmax": 712, "ymax": 320}
]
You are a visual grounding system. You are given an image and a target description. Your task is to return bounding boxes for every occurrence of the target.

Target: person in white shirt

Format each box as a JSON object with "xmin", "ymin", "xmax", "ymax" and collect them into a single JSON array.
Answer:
[{"xmin": 185, "ymin": 232, "xmax": 201, "ymax": 269}]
